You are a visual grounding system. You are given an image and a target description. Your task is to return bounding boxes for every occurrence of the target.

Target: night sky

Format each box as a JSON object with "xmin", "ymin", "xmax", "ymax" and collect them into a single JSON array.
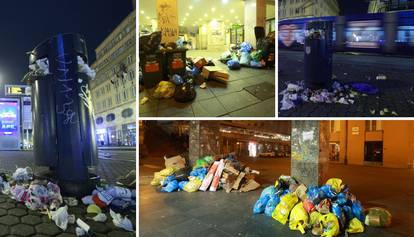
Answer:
[
  {"xmin": 0, "ymin": 0, "xmax": 133, "ymax": 93},
  {"xmin": 338, "ymin": 0, "xmax": 370, "ymax": 15}
]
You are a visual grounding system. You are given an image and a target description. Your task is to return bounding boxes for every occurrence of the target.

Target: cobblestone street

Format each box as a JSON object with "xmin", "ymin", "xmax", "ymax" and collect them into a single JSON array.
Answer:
[{"xmin": 0, "ymin": 150, "xmax": 136, "ymax": 237}]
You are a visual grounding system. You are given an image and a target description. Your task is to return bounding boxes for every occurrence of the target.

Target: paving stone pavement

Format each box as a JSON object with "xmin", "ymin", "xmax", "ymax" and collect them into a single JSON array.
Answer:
[
  {"xmin": 278, "ymin": 50, "xmax": 414, "ymax": 117},
  {"xmin": 0, "ymin": 151, "xmax": 136, "ymax": 236},
  {"xmin": 140, "ymin": 50, "xmax": 275, "ymax": 117}
]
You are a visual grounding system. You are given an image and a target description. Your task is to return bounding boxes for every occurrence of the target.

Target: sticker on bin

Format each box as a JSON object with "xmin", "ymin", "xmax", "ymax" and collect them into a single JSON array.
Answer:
[
  {"xmin": 171, "ymin": 59, "xmax": 184, "ymax": 69},
  {"xmin": 145, "ymin": 62, "xmax": 160, "ymax": 73}
]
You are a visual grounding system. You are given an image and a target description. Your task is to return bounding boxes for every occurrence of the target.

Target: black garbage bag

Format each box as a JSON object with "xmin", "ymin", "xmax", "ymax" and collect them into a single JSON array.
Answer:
[
  {"xmin": 174, "ymin": 82, "xmax": 196, "ymax": 103},
  {"xmin": 139, "ymin": 31, "xmax": 162, "ymax": 53}
]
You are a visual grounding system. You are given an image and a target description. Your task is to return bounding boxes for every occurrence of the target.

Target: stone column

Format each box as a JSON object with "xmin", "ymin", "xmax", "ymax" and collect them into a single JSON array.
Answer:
[
  {"xmin": 244, "ymin": 0, "xmax": 267, "ymax": 48},
  {"xmin": 156, "ymin": 0, "xmax": 179, "ymax": 44},
  {"xmin": 291, "ymin": 121, "xmax": 329, "ymax": 186},
  {"xmin": 189, "ymin": 121, "xmax": 221, "ymax": 167}
]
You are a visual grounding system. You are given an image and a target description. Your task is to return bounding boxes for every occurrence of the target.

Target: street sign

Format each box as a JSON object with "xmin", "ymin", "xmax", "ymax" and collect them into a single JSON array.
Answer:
[{"xmin": 5, "ymin": 85, "xmax": 31, "ymax": 96}]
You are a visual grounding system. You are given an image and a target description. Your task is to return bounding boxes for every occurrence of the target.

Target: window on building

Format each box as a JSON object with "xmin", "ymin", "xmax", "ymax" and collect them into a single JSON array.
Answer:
[
  {"xmin": 96, "ymin": 117, "xmax": 104, "ymax": 124},
  {"xmin": 127, "ymin": 55, "xmax": 133, "ymax": 65},
  {"xmin": 131, "ymin": 86, "xmax": 136, "ymax": 97},
  {"xmin": 106, "ymin": 113, "xmax": 116, "ymax": 122},
  {"xmin": 123, "ymin": 90, "xmax": 128, "ymax": 101},
  {"xmin": 121, "ymin": 108, "xmax": 133, "ymax": 118},
  {"xmin": 128, "ymin": 70, "xmax": 135, "ymax": 81},
  {"xmin": 366, "ymin": 121, "xmax": 383, "ymax": 131}
]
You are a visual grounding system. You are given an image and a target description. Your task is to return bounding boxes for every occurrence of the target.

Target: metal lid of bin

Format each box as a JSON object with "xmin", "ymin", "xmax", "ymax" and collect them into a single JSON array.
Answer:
[{"xmin": 28, "ymin": 33, "xmax": 88, "ymax": 64}]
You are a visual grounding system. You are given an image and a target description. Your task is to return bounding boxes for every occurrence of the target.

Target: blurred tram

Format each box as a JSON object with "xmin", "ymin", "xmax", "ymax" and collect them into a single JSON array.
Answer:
[{"xmin": 278, "ymin": 10, "xmax": 414, "ymax": 55}]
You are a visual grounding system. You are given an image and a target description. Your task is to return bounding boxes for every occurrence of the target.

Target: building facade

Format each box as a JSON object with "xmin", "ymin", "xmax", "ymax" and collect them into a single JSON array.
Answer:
[
  {"xmin": 369, "ymin": 0, "xmax": 414, "ymax": 13},
  {"xmin": 90, "ymin": 11, "xmax": 136, "ymax": 147},
  {"xmin": 329, "ymin": 120, "xmax": 414, "ymax": 168},
  {"xmin": 279, "ymin": 0, "xmax": 339, "ymax": 20}
]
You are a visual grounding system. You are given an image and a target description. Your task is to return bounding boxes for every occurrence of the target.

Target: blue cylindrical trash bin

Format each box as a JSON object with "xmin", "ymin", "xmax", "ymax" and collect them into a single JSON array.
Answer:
[
  {"xmin": 28, "ymin": 33, "xmax": 98, "ymax": 197},
  {"xmin": 304, "ymin": 21, "xmax": 333, "ymax": 88}
]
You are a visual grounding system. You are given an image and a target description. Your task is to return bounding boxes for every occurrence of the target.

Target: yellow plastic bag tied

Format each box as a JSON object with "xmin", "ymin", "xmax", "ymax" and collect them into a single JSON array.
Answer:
[
  {"xmin": 347, "ymin": 218, "xmax": 364, "ymax": 233},
  {"xmin": 289, "ymin": 202, "xmax": 309, "ymax": 234},
  {"xmin": 309, "ymin": 211, "xmax": 322, "ymax": 227},
  {"xmin": 272, "ymin": 193, "xmax": 299, "ymax": 225},
  {"xmin": 150, "ymin": 172, "xmax": 165, "ymax": 186},
  {"xmin": 183, "ymin": 178, "xmax": 202, "ymax": 192},
  {"xmin": 159, "ymin": 167, "xmax": 176, "ymax": 176},
  {"xmin": 325, "ymin": 178, "xmax": 343, "ymax": 193},
  {"xmin": 320, "ymin": 213, "xmax": 340, "ymax": 237}
]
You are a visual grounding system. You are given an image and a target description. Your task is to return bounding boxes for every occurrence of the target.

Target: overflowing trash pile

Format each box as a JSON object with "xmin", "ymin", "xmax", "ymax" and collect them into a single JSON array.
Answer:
[
  {"xmin": 253, "ymin": 175, "xmax": 392, "ymax": 236},
  {"xmin": 279, "ymin": 81, "xmax": 360, "ymax": 111},
  {"xmin": 0, "ymin": 167, "xmax": 136, "ymax": 235},
  {"xmin": 151, "ymin": 154, "xmax": 261, "ymax": 193},
  {"xmin": 220, "ymin": 42, "xmax": 267, "ymax": 70}
]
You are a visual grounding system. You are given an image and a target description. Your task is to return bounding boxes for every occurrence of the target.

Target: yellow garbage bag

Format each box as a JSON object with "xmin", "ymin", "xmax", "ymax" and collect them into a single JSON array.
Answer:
[
  {"xmin": 289, "ymin": 202, "xmax": 309, "ymax": 234},
  {"xmin": 347, "ymin": 218, "xmax": 364, "ymax": 233},
  {"xmin": 153, "ymin": 81, "xmax": 176, "ymax": 99},
  {"xmin": 320, "ymin": 213, "xmax": 340, "ymax": 237},
  {"xmin": 150, "ymin": 172, "xmax": 165, "ymax": 186},
  {"xmin": 159, "ymin": 167, "xmax": 176, "ymax": 176},
  {"xmin": 183, "ymin": 178, "xmax": 202, "ymax": 192},
  {"xmin": 272, "ymin": 193, "xmax": 299, "ymax": 225},
  {"xmin": 309, "ymin": 211, "xmax": 322, "ymax": 227},
  {"xmin": 326, "ymin": 178, "xmax": 343, "ymax": 193}
]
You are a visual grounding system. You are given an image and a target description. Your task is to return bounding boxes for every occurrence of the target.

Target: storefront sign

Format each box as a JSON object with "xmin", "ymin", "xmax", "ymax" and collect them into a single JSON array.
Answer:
[
  {"xmin": 156, "ymin": 0, "xmax": 179, "ymax": 44},
  {"xmin": 352, "ymin": 127, "xmax": 359, "ymax": 135}
]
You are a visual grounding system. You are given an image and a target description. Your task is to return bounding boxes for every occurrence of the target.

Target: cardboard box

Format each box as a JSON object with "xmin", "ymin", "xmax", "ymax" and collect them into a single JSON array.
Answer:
[
  {"xmin": 240, "ymin": 179, "xmax": 261, "ymax": 192},
  {"xmin": 164, "ymin": 155, "xmax": 186, "ymax": 169},
  {"xmin": 194, "ymin": 57, "xmax": 207, "ymax": 69},
  {"xmin": 201, "ymin": 66, "xmax": 229, "ymax": 83},
  {"xmin": 232, "ymin": 172, "xmax": 246, "ymax": 190}
]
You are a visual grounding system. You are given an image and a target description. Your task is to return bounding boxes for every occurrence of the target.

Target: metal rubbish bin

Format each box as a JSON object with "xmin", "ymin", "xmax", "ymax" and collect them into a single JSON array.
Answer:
[
  {"xmin": 28, "ymin": 33, "xmax": 98, "ymax": 197},
  {"xmin": 304, "ymin": 21, "xmax": 333, "ymax": 88},
  {"xmin": 165, "ymin": 48, "xmax": 187, "ymax": 77},
  {"xmin": 139, "ymin": 51, "xmax": 165, "ymax": 88}
]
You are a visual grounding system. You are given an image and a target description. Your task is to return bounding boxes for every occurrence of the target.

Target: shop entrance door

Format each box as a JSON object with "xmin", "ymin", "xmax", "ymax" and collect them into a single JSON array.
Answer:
[{"xmin": 364, "ymin": 141, "xmax": 383, "ymax": 164}]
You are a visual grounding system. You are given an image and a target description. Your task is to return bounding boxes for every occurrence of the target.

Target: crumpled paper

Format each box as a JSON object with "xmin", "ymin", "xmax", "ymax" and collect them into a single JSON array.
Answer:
[
  {"xmin": 77, "ymin": 56, "xmax": 96, "ymax": 79},
  {"xmin": 110, "ymin": 209, "xmax": 134, "ymax": 232}
]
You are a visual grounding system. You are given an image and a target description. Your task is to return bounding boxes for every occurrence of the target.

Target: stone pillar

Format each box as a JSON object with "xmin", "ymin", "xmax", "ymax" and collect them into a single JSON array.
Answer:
[
  {"xmin": 189, "ymin": 121, "xmax": 221, "ymax": 167},
  {"xmin": 244, "ymin": 0, "xmax": 267, "ymax": 47},
  {"xmin": 291, "ymin": 121, "xmax": 329, "ymax": 186},
  {"xmin": 156, "ymin": 0, "xmax": 179, "ymax": 44}
]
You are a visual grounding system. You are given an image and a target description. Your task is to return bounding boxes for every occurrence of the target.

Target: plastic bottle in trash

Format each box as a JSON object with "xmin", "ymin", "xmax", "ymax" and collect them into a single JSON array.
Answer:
[
  {"xmin": 92, "ymin": 191, "xmax": 114, "ymax": 208},
  {"xmin": 106, "ymin": 186, "xmax": 135, "ymax": 199}
]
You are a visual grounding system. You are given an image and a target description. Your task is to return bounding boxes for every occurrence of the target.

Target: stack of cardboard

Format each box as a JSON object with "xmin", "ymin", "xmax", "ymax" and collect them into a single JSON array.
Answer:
[
  {"xmin": 201, "ymin": 66, "xmax": 229, "ymax": 84},
  {"xmin": 219, "ymin": 159, "xmax": 260, "ymax": 193}
]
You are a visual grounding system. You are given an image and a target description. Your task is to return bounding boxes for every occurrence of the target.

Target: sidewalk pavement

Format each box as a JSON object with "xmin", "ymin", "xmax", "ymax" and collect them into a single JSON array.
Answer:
[{"xmin": 278, "ymin": 50, "xmax": 414, "ymax": 117}]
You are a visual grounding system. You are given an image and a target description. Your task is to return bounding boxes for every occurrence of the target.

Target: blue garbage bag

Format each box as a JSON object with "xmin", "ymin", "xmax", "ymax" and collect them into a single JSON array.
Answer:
[
  {"xmin": 260, "ymin": 186, "xmax": 276, "ymax": 199},
  {"xmin": 307, "ymin": 186, "xmax": 320, "ymax": 203},
  {"xmin": 240, "ymin": 52, "xmax": 251, "ymax": 66},
  {"xmin": 227, "ymin": 60, "xmax": 241, "ymax": 70},
  {"xmin": 320, "ymin": 185, "xmax": 337, "ymax": 199},
  {"xmin": 170, "ymin": 74, "xmax": 184, "ymax": 85},
  {"xmin": 352, "ymin": 200, "xmax": 365, "ymax": 222},
  {"xmin": 350, "ymin": 82, "xmax": 379, "ymax": 95},
  {"xmin": 190, "ymin": 168, "xmax": 208, "ymax": 177},
  {"xmin": 342, "ymin": 205, "xmax": 354, "ymax": 222},
  {"xmin": 164, "ymin": 175, "xmax": 176, "ymax": 185},
  {"xmin": 264, "ymin": 194, "xmax": 280, "ymax": 217},
  {"xmin": 161, "ymin": 180, "xmax": 179, "ymax": 192},
  {"xmin": 178, "ymin": 181, "xmax": 189, "ymax": 190},
  {"xmin": 250, "ymin": 60, "xmax": 263, "ymax": 68},
  {"xmin": 331, "ymin": 203, "xmax": 346, "ymax": 229},
  {"xmin": 335, "ymin": 192, "xmax": 348, "ymax": 206},
  {"xmin": 253, "ymin": 194, "xmax": 270, "ymax": 214},
  {"xmin": 191, "ymin": 67, "xmax": 200, "ymax": 77},
  {"xmin": 240, "ymin": 42, "xmax": 253, "ymax": 53}
]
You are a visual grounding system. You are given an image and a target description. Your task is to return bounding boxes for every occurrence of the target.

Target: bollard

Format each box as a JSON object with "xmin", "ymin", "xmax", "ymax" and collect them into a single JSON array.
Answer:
[
  {"xmin": 304, "ymin": 21, "xmax": 333, "ymax": 89},
  {"xmin": 28, "ymin": 33, "xmax": 98, "ymax": 197}
]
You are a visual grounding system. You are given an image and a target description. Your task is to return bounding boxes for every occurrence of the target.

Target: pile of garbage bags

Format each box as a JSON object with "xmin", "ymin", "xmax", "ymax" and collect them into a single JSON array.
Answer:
[
  {"xmin": 151, "ymin": 153, "xmax": 261, "ymax": 193},
  {"xmin": 279, "ymin": 81, "xmax": 359, "ymax": 111},
  {"xmin": 253, "ymin": 175, "xmax": 392, "ymax": 236},
  {"xmin": 220, "ymin": 42, "xmax": 266, "ymax": 69},
  {"xmin": 0, "ymin": 167, "xmax": 135, "ymax": 235}
]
